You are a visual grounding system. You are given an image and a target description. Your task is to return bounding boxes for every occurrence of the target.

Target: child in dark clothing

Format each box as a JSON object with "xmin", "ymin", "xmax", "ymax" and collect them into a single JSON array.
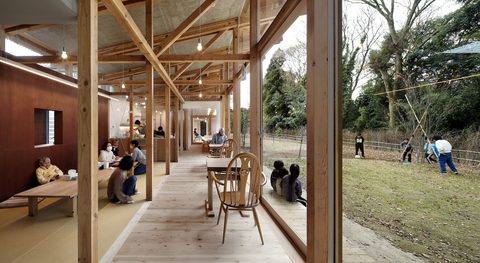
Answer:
[
  {"xmin": 355, "ymin": 133, "xmax": 365, "ymax": 158},
  {"xmin": 400, "ymin": 138, "xmax": 414, "ymax": 163},
  {"xmin": 280, "ymin": 164, "xmax": 307, "ymax": 206},
  {"xmin": 270, "ymin": 160, "xmax": 289, "ymax": 192}
]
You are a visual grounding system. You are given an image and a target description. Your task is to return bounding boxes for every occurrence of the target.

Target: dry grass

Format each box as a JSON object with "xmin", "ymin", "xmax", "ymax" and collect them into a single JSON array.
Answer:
[
  {"xmin": 261, "ymin": 136, "xmax": 480, "ymax": 262},
  {"xmin": 343, "ymin": 156, "xmax": 480, "ymax": 262}
]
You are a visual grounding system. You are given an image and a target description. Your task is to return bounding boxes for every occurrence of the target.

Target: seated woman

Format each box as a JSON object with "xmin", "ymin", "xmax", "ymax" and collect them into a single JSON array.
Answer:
[
  {"xmin": 107, "ymin": 156, "xmax": 139, "ymax": 204},
  {"xmin": 36, "ymin": 157, "xmax": 64, "ymax": 184},
  {"xmin": 270, "ymin": 160, "xmax": 289, "ymax": 193},
  {"xmin": 98, "ymin": 142, "xmax": 119, "ymax": 163},
  {"xmin": 128, "ymin": 140, "xmax": 147, "ymax": 175},
  {"xmin": 280, "ymin": 164, "xmax": 307, "ymax": 206}
]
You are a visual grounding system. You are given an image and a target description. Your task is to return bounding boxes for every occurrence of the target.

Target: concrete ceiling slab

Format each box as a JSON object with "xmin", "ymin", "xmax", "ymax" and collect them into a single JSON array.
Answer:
[
  {"xmin": 23, "ymin": 0, "xmax": 244, "ymax": 75},
  {"xmin": 0, "ymin": 0, "xmax": 77, "ymax": 24}
]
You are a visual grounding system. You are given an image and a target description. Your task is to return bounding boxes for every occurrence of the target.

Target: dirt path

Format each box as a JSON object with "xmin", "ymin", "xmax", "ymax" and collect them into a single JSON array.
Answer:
[{"xmin": 343, "ymin": 215, "xmax": 427, "ymax": 263}]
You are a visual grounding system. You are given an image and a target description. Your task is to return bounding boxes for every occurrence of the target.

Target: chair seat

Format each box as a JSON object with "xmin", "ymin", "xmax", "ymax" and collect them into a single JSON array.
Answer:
[{"xmin": 220, "ymin": 191, "xmax": 259, "ymax": 208}]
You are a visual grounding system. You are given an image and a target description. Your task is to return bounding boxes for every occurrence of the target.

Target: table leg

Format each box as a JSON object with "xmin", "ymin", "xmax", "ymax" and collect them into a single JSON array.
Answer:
[
  {"xmin": 28, "ymin": 197, "xmax": 38, "ymax": 217},
  {"xmin": 205, "ymin": 171, "xmax": 215, "ymax": 217},
  {"xmin": 68, "ymin": 196, "xmax": 77, "ymax": 217}
]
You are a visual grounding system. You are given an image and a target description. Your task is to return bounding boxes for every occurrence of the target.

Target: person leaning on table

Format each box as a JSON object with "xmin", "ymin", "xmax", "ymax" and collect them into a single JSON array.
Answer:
[
  {"xmin": 107, "ymin": 155, "xmax": 139, "ymax": 204},
  {"xmin": 36, "ymin": 157, "xmax": 64, "ymax": 184}
]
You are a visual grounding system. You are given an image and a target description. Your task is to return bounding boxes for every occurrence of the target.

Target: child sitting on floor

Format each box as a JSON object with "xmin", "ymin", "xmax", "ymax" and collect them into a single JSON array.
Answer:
[
  {"xmin": 280, "ymin": 164, "xmax": 307, "ymax": 206},
  {"xmin": 270, "ymin": 160, "xmax": 289, "ymax": 193}
]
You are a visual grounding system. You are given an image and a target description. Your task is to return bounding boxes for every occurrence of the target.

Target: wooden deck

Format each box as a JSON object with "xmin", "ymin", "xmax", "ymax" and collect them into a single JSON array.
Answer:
[{"xmin": 107, "ymin": 145, "xmax": 376, "ymax": 262}]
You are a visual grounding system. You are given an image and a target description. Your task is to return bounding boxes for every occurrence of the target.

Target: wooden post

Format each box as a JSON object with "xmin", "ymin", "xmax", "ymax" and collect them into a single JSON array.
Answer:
[
  {"xmin": 232, "ymin": 26, "xmax": 241, "ymax": 148},
  {"xmin": 165, "ymin": 63, "xmax": 171, "ymax": 175},
  {"xmin": 191, "ymin": 110, "xmax": 194, "ymax": 144},
  {"xmin": 174, "ymin": 97, "xmax": 179, "ymax": 159},
  {"xmin": 250, "ymin": 0, "xmax": 262, "ymax": 161},
  {"xmin": 183, "ymin": 109, "xmax": 188, "ymax": 150},
  {"xmin": 129, "ymin": 88, "xmax": 134, "ymax": 175},
  {"xmin": 77, "ymin": 0, "xmax": 98, "ymax": 262},
  {"xmin": 145, "ymin": 0, "xmax": 154, "ymax": 201},
  {"xmin": 306, "ymin": 0, "xmax": 342, "ymax": 262},
  {"xmin": 223, "ymin": 62, "xmax": 230, "ymax": 137},
  {"xmin": 180, "ymin": 102, "xmax": 184, "ymax": 154},
  {"xmin": 208, "ymin": 114, "xmax": 212, "ymax": 135}
]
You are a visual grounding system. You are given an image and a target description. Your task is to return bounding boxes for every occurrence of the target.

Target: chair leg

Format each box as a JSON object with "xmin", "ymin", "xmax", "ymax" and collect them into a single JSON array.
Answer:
[
  {"xmin": 217, "ymin": 202, "xmax": 224, "ymax": 225},
  {"xmin": 252, "ymin": 207, "xmax": 264, "ymax": 245},
  {"xmin": 222, "ymin": 207, "xmax": 229, "ymax": 244}
]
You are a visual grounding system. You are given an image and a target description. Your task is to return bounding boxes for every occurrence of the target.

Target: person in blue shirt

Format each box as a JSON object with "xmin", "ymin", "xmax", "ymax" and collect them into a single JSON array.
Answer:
[
  {"xmin": 424, "ymin": 137, "xmax": 437, "ymax": 165},
  {"xmin": 400, "ymin": 138, "xmax": 413, "ymax": 163}
]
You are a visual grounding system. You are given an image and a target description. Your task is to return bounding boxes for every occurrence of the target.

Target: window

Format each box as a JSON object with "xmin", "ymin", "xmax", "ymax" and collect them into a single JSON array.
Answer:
[{"xmin": 35, "ymin": 109, "xmax": 63, "ymax": 146}]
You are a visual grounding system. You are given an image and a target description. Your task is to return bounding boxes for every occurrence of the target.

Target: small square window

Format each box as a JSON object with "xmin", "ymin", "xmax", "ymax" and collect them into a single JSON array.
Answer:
[{"xmin": 35, "ymin": 109, "xmax": 63, "ymax": 146}]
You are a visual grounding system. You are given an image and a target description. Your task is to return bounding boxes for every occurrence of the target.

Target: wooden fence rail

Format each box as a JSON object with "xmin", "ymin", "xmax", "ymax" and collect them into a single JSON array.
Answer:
[{"xmin": 342, "ymin": 139, "xmax": 480, "ymax": 166}]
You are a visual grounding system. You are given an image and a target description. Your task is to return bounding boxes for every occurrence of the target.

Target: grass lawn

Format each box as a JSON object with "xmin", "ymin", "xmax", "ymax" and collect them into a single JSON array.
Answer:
[
  {"xmin": 260, "ymin": 137, "xmax": 480, "ymax": 261},
  {"xmin": 343, "ymin": 157, "xmax": 480, "ymax": 262}
]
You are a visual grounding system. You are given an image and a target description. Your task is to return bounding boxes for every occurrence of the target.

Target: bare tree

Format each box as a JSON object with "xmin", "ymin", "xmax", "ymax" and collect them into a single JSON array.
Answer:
[{"xmin": 354, "ymin": 0, "xmax": 437, "ymax": 127}]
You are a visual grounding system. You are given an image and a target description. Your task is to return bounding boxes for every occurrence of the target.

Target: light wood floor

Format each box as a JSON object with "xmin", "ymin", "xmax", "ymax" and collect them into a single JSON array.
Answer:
[
  {"xmin": 110, "ymin": 144, "xmax": 298, "ymax": 262},
  {"xmin": 108, "ymin": 145, "xmax": 377, "ymax": 263}
]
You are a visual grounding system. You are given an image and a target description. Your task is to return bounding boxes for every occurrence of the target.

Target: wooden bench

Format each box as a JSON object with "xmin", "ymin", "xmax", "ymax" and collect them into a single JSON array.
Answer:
[{"xmin": 15, "ymin": 168, "xmax": 115, "ymax": 217}]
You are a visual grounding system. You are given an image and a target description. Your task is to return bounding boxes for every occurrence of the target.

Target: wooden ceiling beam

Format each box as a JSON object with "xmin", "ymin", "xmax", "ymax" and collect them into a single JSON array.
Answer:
[
  {"xmin": 155, "ymin": 0, "xmax": 219, "ymax": 56},
  {"xmin": 4, "ymin": 24, "xmax": 56, "ymax": 35},
  {"xmin": 172, "ymin": 29, "xmax": 229, "ymax": 81},
  {"xmin": 100, "ymin": 79, "xmax": 232, "ymax": 85},
  {"xmin": 101, "ymin": 47, "xmax": 227, "ymax": 80},
  {"xmin": 13, "ymin": 53, "xmax": 248, "ymax": 64},
  {"xmin": 102, "ymin": 0, "xmax": 184, "ymax": 103},
  {"xmin": 98, "ymin": 17, "xmax": 238, "ymax": 56},
  {"xmin": 98, "ymin": 0, "xmax": 168, "ymax": 15},
  {"xmin": 184, "ymin": 98, "xmax": 222, "ymax": 102}
]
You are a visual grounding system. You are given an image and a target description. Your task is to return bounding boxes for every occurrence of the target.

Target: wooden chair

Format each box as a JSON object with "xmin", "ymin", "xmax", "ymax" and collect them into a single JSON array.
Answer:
[
  {"xmin": 220, "ymin": 139, "xmax": 238, "ymax": 158},
  {"xmin": 209, "ymin": 139, "xmax": 238, "ymax": 158},
  {"xmin": 210, "ymin": 153, "xmax": 267, "ymax": 244}
]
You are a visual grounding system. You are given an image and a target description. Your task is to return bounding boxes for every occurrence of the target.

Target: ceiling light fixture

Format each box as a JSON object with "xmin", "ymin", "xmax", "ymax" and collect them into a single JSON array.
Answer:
[
  {"xmin": 197, "ymin": 0, "xmax": 203, "ymax": 52},
  {"xmin": 122, "ymin": 31, "xmax": 125, "ymax": 89},
  {"xmin": 61, "ymin": 25, "xmax": 68, "ymax": 59}
]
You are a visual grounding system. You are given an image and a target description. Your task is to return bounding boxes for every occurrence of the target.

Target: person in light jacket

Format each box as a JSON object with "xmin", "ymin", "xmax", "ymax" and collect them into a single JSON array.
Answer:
[
  {"xmin": 99, "ymin": 142, "xmax": 119, "ymax": 163},
  {"xmin": 432, "ymin": 136, "xmax": 458, "ymax": 174},
  {"xmin": 36, "ymin": 157, "xmax": 64, "ymax": 184}
]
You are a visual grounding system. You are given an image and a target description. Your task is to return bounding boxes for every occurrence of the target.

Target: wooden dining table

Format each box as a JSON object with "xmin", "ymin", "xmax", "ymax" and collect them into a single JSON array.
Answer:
[{"xmin": 205, "ymin": 157, "xmax": 232, "ymax": 217}]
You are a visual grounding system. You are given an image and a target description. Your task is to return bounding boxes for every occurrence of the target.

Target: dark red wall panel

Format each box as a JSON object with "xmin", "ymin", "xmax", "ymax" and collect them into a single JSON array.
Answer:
[{"xmin": 0, "ymin": 63, "xmax": 109, "ymax": 202}]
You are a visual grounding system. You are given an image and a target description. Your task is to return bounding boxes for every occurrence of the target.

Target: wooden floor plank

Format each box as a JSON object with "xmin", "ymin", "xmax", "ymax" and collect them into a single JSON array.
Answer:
[{"xmin": 111, "ymin": 145, "xmax": 293, "ymax": 262}]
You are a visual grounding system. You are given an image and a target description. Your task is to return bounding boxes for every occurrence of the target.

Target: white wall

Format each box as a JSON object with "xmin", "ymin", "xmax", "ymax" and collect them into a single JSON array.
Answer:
[{"xmin": 183, "ymin": 101, "xmax": 222, "ymax": 135}]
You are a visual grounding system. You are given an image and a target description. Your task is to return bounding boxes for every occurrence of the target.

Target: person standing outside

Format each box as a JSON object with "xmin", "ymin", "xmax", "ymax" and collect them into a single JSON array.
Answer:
[
  {"xmin": 424, "ymin": 137, "xmax": 437, "ymax": 165},
  {"xmin": 432, "ymin": 135, "xmax": 458, "ymax": 174},
  {"xmin": 400, "ymin": 138, "xmax": 414, "ymax": 163},
  {"xmin": 355, "ymin": 133, "xmax": 365, "ymax": 158}
]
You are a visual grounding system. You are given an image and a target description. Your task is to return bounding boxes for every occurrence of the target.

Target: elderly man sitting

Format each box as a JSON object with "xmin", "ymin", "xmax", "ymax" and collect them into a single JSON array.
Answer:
[
  {"xmin": 211, "ymin": 128, "xmax": 227, "ymax": 146},
  {"xmin": 36, "ymin": 157, "xmax": 64, "ymax": 184}
]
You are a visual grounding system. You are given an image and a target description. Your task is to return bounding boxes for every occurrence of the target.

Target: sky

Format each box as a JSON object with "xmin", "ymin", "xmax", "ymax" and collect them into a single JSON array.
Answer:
[{"xmin": 238, "ymin": 15, "xmax": 306, "ymax": 108}]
